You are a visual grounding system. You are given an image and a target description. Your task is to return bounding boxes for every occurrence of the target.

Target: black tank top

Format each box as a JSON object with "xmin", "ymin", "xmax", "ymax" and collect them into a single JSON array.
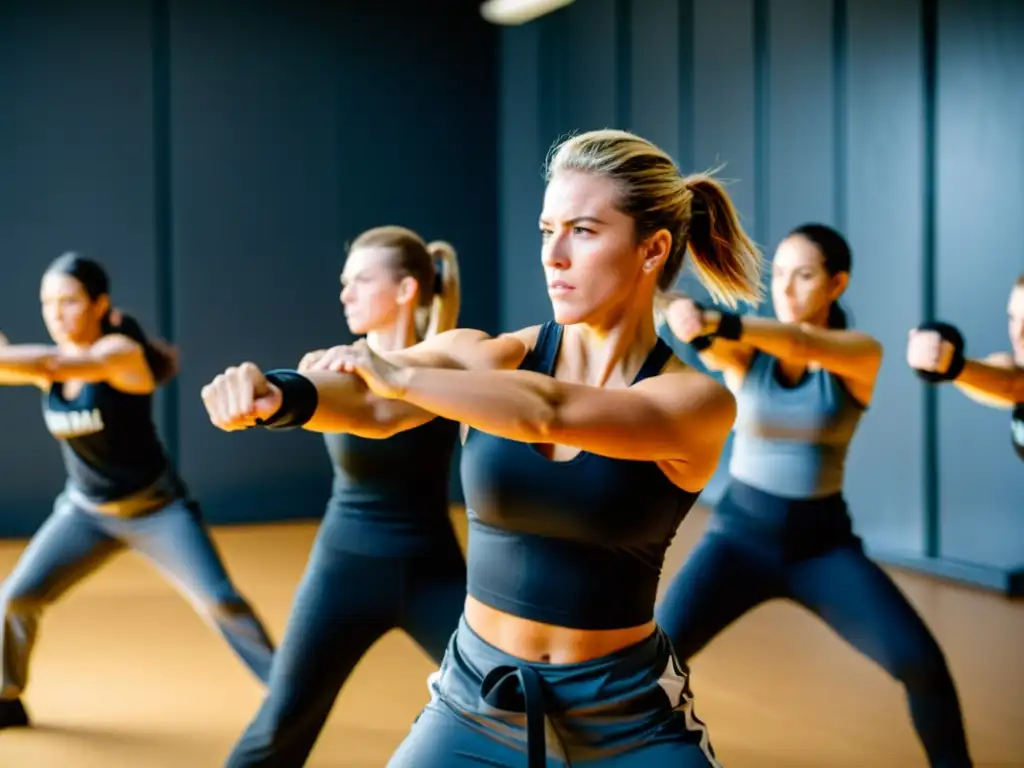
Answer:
[
  {"xmin": 1012, "ymin": 404, "xmax": 1023, "ymax": 462},
  {"xmin": 320, "ymin": 417, "xmax": 461, "ymax": 556},
  {"xmin": 460, "ymin": 322, "xmax": 701, "ymax": 630},
  {"xmin": 42, "ymin": 381, "xmax": 172, "ymax": 504}
]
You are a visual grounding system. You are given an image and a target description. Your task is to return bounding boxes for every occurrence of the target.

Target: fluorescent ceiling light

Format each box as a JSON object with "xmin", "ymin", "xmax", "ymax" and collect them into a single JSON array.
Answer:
[{"xmin": 480, "ymin": 0, "xmax": 575, "ymax": 26}]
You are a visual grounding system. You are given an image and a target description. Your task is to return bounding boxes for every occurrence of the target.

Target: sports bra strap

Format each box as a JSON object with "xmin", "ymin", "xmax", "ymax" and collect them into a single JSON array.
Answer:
[
  {"xmin": 523, "ymin": 321, "xmax": 563, "ymax": 376},
  {"xmin": 632, "ymin": 338, "xmax": 674, "ymax": 384},
  {"xmin": 523, "ymin": 323, "xmax": 671, "ymax": 384}
]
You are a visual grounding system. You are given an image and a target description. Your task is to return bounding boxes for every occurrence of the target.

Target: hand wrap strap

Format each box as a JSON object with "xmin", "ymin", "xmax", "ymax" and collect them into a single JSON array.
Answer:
[
  {"xmin": 256, "ymin": 369, "xmax": 319, "ymax": 430},
  {"xmin": 913, "ymin": 321, "xmax": 966, "ymax": 383},
  {"xmin": 687, "ymin": 301, "xmax": 743, "ymax": 351}
]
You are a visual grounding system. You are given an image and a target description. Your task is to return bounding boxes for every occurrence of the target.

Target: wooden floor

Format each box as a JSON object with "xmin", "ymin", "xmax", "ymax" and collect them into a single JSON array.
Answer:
[{"xmin": 0, "ymin": 506, "xmax": 1022, "ymax": 767}]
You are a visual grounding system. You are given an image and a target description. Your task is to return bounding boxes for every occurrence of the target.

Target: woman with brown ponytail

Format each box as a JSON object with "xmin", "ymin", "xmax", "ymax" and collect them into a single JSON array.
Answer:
[
  {"xmin": 657, "ymin": 224, "xmax": 973, "ymax": 767},
  {"xmin": 224, "ymin": 226, "xmax": 467, "ymax": 767}
]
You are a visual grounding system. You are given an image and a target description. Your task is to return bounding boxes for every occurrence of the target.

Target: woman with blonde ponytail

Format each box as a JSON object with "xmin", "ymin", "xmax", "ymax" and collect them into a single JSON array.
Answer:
[
  {"xmin": 423, "ymin": 240, "xmax": 461, "ymax": 338},
  {"xmin": 224, "ymin": 226, "xmax": 466, "ymax": 767},
  {"xmin": 204, "ymin": 130, "xmax": 760, "ymax": 766}
]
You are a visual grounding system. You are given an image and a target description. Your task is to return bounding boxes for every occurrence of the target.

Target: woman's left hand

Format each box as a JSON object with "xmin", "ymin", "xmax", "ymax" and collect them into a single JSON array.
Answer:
[{"xmin": 306, "ymin": 340, "xmax": 410, "ymax": 399}]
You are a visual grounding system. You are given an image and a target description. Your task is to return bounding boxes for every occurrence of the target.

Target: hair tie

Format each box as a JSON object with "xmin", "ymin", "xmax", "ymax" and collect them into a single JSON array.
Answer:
[
  {"xmin": 688, "ymin": 189, "xmax": 711, "ymax": 244},
  {"xmin": 433, "ymin": 261, "xmax": 444, "ymax": 295}
]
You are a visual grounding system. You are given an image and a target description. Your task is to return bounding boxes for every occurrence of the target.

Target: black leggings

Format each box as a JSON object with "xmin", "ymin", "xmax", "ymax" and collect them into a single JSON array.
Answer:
[
  {"xmin": 224, "ymin": 535, "xmax": 467, "ymax": 767},
  {"xmin": 656, "ymin": 482, "xmax": 972, "ymax": 768}
]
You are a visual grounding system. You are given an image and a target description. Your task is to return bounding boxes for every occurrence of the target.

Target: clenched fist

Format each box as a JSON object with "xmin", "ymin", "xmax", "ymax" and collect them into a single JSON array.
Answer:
[
  {"xmin": 664, "ymin": 296, "xmax": 714, "ymax": 343},
  {"xmin": 906, "ymin": 329, "xmax": 955, "ymax": 375},
  {"xmin": 200, "ymin": 362, "xmax": 283, "ymax": 431}
]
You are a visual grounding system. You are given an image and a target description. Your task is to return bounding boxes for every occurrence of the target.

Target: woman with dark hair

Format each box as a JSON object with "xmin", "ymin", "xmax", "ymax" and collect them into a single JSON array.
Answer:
[
  {"xmin": 655, "ymin": 224, "xmax": 973, "ymax": 767},
  {"xmin": 0, "ymin": 253, "xmax": 275, "ymax": 730},
  {"xmin": 907, "ymin": 273, "xmax": 1024, "ymax": 462}
]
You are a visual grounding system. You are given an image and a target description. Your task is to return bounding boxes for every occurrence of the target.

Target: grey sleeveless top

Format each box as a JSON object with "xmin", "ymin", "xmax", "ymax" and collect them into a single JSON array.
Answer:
[{"xmin": 728, "ymin": 351, "xmax": 866, "ymax": 499}]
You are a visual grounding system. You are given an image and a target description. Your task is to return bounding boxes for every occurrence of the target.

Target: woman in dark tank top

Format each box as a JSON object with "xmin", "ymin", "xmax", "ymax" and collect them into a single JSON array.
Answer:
[
  {"xmin": 202, "ymin": 129, "xmax": 764, "ymax": 767},
  {"xmin": 907, "ymin": 273, "xmax": 1024, "ymax": 463},
  {"xmin": 224, "ymin": 226, "xmax": 467, "ymax": 768},
  {"xmin": 657, "ymin": 224, "xmax": 972, "ymax": 767},
  {"xmin": 0, "ymin": 253, "xmax": 274, "ymax": 731}
]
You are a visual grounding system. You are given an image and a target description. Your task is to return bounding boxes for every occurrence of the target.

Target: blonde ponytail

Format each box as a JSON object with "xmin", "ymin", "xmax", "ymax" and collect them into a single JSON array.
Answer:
[
  {"xmin": 682, "ymin": 174, "xmax": 764, "ymax": 309},
  {"xmin": 423, "ymin": 241, "xmax": 461, "ymax": 338}
]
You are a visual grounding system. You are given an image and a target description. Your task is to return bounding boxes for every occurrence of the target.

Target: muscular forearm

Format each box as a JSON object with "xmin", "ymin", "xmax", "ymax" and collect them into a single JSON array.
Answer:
[
  {"xmin": 303, "ymin": 371, "xmax": 436, "ymax": 438},
  {"xmin": 398, "ymin": 367, "xmax": 558, "ymax": 444},
  {"xmin": 954, "ymin": 360, "xmax": 1024, "ymax": 405},
  {"xmin": 712, "ymin": 314, "xmax": 806, "ymax": 361},
  {"xmin": 706, "ymin": 313, "xmax": 881, "ymax": 385},
  {"xmin": 394, "ymin": 365, "xmax": 734, "ymax": 463},
  {"xmin": 0, "ymin": 345, "xmax": 58, "ymax": 380}
]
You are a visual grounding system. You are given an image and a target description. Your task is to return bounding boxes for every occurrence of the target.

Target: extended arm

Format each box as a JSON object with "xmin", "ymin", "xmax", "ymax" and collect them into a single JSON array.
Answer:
[
  {"xmin": 659, "ymin": 296, "xmax": 754, "ymax": 389},
  {"xmin": 0, "ymin": 335, "xmax": 153, "ymax": 391},
  {"xmin": 297, "ymin": 371, "xmax": 438, "ymax": 437},
  {"xmin": 395, "ymin": 365, "xmax": 735, "ymax": 466},
  {"xmin": 953, "ymin": 354, "xmax": 1024, "ymax": 408},
  {"xmin": 661, "ymin": 296, "xmax": 882, "ymax": 394},
  {"xmin": 203, "ymin": 328, "xmax": 531, "ymax": 437},
  {"xmin": 909, "ymin": 328, "xmax": 1023, "ymax": 408},
  {"xmin": 301, "ymin": 329, "xmax": 529, "ymax": 437},
  {"xmin": 706, "ymin": 312, "xmax": 883, "ymax": 387}
]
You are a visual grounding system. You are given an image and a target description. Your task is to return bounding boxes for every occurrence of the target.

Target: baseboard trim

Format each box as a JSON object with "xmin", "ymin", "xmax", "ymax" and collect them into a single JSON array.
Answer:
[{"xmin": 869, "ymin": 549, "xmax": 1024, "ymax": 597}]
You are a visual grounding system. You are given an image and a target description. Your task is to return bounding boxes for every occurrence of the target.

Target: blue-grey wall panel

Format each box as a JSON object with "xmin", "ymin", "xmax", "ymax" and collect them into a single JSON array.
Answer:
[
  {"xmin": 169, "ymin": 0, "xmax": 498, "ymax": 524},
  {"xmin": 842, "ymin": 0, "xmax": 927, "ymax": 554},
  {"xmin": 935, "ymin": 0, "xmax": 1024, "ymax": 568},
  {"xmin": 765, "ymin": 0, "xmax": 836, "ymax": 248},
  {"xmin": 628, "ymin": 0, "xmax": 684, "ymax": 172},
  {"xmin": 564, "ymin": 0, "xmax": 619, "ymax": 133},
  {"xmin": 499, "ymin": 24, "xmax": 547, "ymax": 334},
  {"xmin": 0, "ymin": 0, "xmax": 159, "ymax": 537},
  {"xmin": 169, "ymin": 0, "xmax": 351, "ymax": 525}
]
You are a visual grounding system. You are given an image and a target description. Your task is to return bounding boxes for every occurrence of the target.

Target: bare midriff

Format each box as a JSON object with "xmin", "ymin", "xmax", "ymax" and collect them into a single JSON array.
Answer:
[{"xmin": 463, "ymin": 595, "xmax": 656, "ymax": 664}]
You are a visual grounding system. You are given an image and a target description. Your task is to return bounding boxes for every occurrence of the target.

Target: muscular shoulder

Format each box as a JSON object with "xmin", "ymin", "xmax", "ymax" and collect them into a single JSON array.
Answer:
[
  {"xmin": 637, "ymin": 366, "xmax": 737, "ymax": 432},
  {"xmin": 89, "ymin": 333, "xmax": 145, "ymax": 359},
  {"xmin": 636, "ymin": 366, "xmax": 736, "ymax": 489},
  {"xmin": 502, "ymin": 324, "xmax": 543, "ymax": 349}
]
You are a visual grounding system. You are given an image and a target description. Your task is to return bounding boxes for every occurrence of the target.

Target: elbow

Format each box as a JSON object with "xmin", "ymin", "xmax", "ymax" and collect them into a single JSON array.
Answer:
[
  {"xmin": 1011, "ymin": 377, "xmax": 1024, "ymax": 404},
  {"xmin": 30, "ymin": 356, "xmax": 58, "ymax": 380},
  {"xmin": 525, "ymin": 403, "xmax": 560, "ymax": 442},
  {"xmin": 701, "ymin": 376, "xmax": 738, "ymax": 435},
  {"xmin": 792, "ymin": 325, "xmax": 817, "ymax": 363},
  {"xmin": 712, "ymin": 381, "xmax": 738, "ymax": 429},
  {"xmin": 687, "ymin": 381, "xmax": 737, "ymax": 459},
  {"xmin": 359, "ymin": 410, "xmax": 409, "ymax": 439},
  {"xmin": 515, "ymin": 381, "xmax": 564, "ymax": 442}
]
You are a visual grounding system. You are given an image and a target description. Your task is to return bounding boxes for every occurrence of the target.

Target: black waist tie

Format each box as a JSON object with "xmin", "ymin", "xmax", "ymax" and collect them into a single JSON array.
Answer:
[
  {"xmin": 431, "ymin": 616, "xmax": 713, "ymax": 765},
  {"xmin": 480, "ymin": 665, "xmax": 556, "ymax": 767}
]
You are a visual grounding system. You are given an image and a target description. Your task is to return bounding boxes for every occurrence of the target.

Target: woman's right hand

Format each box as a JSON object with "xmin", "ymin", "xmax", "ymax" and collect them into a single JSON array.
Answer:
[
  {"xmin": 200, "ymin": 363, "xmax": 283, "ymax": 431},
  {"xmin": 906, "ymin": 329, "xmax": 954, "ymax": 375},
  {"xmin": 664, "ymin": 297, "xmax": 714, "ymax": 343},
  {"xmin": 297, "ymin": 349, "xmax": 328, "ymax": 372}
]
